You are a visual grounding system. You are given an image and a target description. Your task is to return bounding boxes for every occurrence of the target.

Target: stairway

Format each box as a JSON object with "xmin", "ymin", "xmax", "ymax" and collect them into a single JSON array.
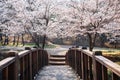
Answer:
[{"xmin": 49, "ymin": 55, "xmax": 66, "ymax": 65}]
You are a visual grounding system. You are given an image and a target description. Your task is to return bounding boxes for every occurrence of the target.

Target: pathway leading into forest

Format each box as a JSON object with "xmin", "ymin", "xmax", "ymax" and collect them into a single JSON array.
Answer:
[{"xmin": 45, "ymin": 45, "xmax": 73, "ymax": 55}]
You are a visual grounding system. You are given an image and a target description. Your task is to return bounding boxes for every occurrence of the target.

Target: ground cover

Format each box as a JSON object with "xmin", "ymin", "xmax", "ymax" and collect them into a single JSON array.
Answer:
[{"xmin": 93, "ymin": 47, "xmax": 120, "ymax": 65}]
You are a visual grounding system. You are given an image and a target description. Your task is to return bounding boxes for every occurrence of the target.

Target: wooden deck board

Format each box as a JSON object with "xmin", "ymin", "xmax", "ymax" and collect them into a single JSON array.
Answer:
[{"xmin": 35, "ymin": 65, "xmax": 80, "ymax": 80}]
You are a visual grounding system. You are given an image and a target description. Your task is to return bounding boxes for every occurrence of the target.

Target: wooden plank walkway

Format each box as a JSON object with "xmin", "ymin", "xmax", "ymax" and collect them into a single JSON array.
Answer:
[
  {"xmin": 35, "ymin": 48, "xmax": 80, "ymax": 80},
  {"xmin": 35, "ymin": 65, "xmax": 80, "ymax": 80}
]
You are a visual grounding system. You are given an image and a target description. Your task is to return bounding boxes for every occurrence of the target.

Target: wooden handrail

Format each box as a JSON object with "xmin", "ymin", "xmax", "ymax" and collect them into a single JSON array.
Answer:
[
  {"xmin": 18, "ymin": 50, "xmax": 30, "ymax": 58},
  {"xmin": 95, "ymin": 56, "xmax": 120, "ymax": 77},
  {"xmin": 0, "ymin": 47, "xmax": 48, "ymax": 80},
  {"xmin": 0, "ymin": 57, "xmax": 15, "ymax": 70},
  {"xmin": 66, "ymin": 48, "xmax": 120, "ymax": 80}
]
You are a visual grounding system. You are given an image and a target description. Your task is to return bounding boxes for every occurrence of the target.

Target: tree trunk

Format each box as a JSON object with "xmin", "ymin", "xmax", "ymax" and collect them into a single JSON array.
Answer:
[
  {"xmin": 87, "ymin": 33, "xmax": 93, "ymax": 51},
  {"xmin": 42, "ymin": 35, "xmax": 46, "ymax": 49},
  {"xmin": 6, "ymin": 36, "xmax": 9, "ymax": 45},
  {"xmin": 16, "ymin": 35, "xmax": 19, "ymax": 46},
  {"xmin": 26, "ymin": 28, "xmax": 40, "ymax": 47},
  {"xmin": 13, "ymin": 35, "xmax": 16, "ymax": 45},
  {"xmin": 3, "ymin": 35, "xmax": 9, "ymax": 45},
  {"xmin": 114, "ymin": 40, "xmax": 117, "ymax": 48},
  {"xmin": 3, "ymin": 36, "xmax": 6, "ymax": 46},
  {"xmin": 87, "ymin": 33, "xmax": 97, "ymax": 51},
  {"xmin": 0, "ymin": 33, "xmax": 3, "ymax": 45},
  {"xmin": 21, "ymin": 34, "xmax": 25, "ymax": 46}
]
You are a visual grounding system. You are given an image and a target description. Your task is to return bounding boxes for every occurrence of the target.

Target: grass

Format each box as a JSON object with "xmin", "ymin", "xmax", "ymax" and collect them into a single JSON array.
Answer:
[
  {"xmin": 93, "ymin": 47, "xmax": 120, "ymax": 79},
  {"xmin": 24, "ymin": 43, "xmax": 56, "ymax": 48},
  {"xmin": 93, "ymin": 47, "xmax": 120, "ymax": 65},
  {"xmin": 116, "ymin": 62, "xmax": 120, "ymax": 65},
  {"xmin": 24, "ymin": 43, "xmax": 36, "ymax": 47},
  {"xmin": 93, "ymin": 47, "xmax": 120, "ymax": 54},
  {"xmin": 103, "ymin": 51, "xmax": 120, "ymax": 65},
  {"xmin": 93, "ymin": 47, "xmax": 120, "ymax": 56},
  {"xmin": 0, "ymin": 43, "xmax": 56, "ymax": 61},
  {"xmin": 0, "ymin": 42, "xmax": 56, "ymax": 48},
  {"xmin": 44, "ymin": 44, "xmax": 56, "ymax": 48},
  {"xmin": 102, "ymin": 50, "xmax": 120, "ymax": 55}
]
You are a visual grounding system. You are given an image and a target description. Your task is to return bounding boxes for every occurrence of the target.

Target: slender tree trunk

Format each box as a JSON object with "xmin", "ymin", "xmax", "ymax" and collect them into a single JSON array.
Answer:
[
  {"xmin": 26, "ymin": 28, "xmax": 40, "ymax": 47},
  {"xmin": 13, "ymin": 35, "xmax": 16, "ymax": 45},
  {"xmin": 3, "ymin": 35, "xmax": 9, "ymax": 45},
  {"xmin": 6, "ymin": 36, "xmax": 9, "ymax": 45},
  {"xmin": 41, "ymin": 15, "xmax": 49, "ymax": 49},
  {"xmin": 115, "ymin": 40, "xmax": 117, "ymax": 48},
  {"xmin": 21, "ymin": 34, "xmax": 25, "ymax": 46},
  {"xmin": 37, "ymin": 35, "xmax": 40, "ymax": 46},
  {"xmin": 0, "ymin": 33, "xmax": 3, "ymax": 45},
  {"xmin": 3, "ymin": 36, "xmax": 6, "ymax": 45},
  {"xmin": 42, "ymin": 35, "xmax": 46, "ymax": 49},
  {"xmin": 0, "ymin": 29, "xmax": 3, "ymax": 45},
  {"xmin": 16, "ymin": 35, "xmax": 19, "ymax": 46},
  {"xmin": 87, "ymin": 33, "xmax": 93, "ymax": 51},
  {"xmin": 1, "ymin": 36, "xmax": 3, "ymax": 45},
  {"xmin": 87, "ymin": 33, "xmax": 97, "ymax": 51}
]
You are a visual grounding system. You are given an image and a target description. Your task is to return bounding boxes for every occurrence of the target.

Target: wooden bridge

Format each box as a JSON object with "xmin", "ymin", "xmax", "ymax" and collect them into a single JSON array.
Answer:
[{"xmin": 0, "ymin": 47, "xmax": 120, "ymax": 80}]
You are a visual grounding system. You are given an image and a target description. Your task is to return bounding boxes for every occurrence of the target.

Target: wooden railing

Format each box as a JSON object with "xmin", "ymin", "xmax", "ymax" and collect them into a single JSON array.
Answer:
[
  {"xmin": 0, "ymin": 47, "xmax": 48, "ymax": 80},
  {"xmin": 66, "ymin": 48, "xmax": 120, "ymax": 80}
]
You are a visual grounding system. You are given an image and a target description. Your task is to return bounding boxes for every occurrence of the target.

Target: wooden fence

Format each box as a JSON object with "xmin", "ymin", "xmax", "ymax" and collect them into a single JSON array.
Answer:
[
  {"xmin": 66, "ymin": 48, "xmax": 120, "ymax": 80},
  {"xmin": 0, "ymin": 47, "xmax": 48, "ymax": 80}
]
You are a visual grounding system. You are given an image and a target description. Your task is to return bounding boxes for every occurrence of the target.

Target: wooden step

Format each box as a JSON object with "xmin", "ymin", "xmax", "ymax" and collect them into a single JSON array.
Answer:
[
  {"xmin": 50, "ymin": 55, "xmax": 66, "ymax": 57},
  {"xmin": 49, "ymin": 54, "xmax": 66, "ymax": 65},
  {"xmin": 49, "ymin": 61, "xmax": 66, "ymax": 65},
  {"xmin": 49, "ymin": 57, "xmax": 65, "ymax": 61}
]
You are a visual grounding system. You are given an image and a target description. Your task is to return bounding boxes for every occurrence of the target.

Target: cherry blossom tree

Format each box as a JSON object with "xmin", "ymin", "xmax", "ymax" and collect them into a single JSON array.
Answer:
[
  {"xmin": 67, "ymin": 0, "xmax": 120, "ymax": 51},
  {"xmin": 0, "ymin": 0, "xmax": 119, "ymax": 50},
  {"xmin": 0, "ymin": 0, "xmax": 63, "ymax": 47},
  {"xmin": 0, "ymin": 0, "xmax": 29, "ymax": 46},
  {"xmin": 22, "ymin": 0, "xmax": 60, "ymax": 48},
  {"xmin": 22, "ymin": 0, "xmax": 71, "ymax": 48}
]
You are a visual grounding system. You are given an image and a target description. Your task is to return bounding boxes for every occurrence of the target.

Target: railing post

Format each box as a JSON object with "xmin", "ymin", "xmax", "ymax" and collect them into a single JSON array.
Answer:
[
  {"xmin": 41, "ymin": 49, "xmax": 43, "ymax": 67},
  {"xmin": 44, "ymin": 50, "xmax": 48, "ymax": 65},
  {"xmin": 24, "ymin": 53, "xmax": 30, "ymax": 80},
  {"xmin": 65, "ymin": 52, "xmax": 68, "ymax": 65},
  {"xmin": 20, "ymin": 56, "xmax": 25, "ymax": 80},
  {"xmin": 76, "ymin": 50, "xmax": 82, "ymax": 78},
  {"xmin": 2, "ymin": 67, "xmax": 8, "ymax": 80},
  {"xmin": 93, "ymin": 51, "xmax": 102, "ymax": 80},
  {"xmin": 71, "ymin": 49, "xmax": 76, "ymax": 69},
  {"xmin": 7, "ymin": 51, "xmax": 19, "ymax": 80},
  {"xmin": 35, "ymin": 49, "xmax": 38, "ymax": 75},
  {"xmin": 38, "ymin": 49, "xmax": 42, "ymax": 70},
  {"xmin": 112, "ymin": 73, "xmax": 120, "ymax": 80},
  {"xmin": 74, "ymin": 49, "xmax": 77, "ymax": 72},
  {"xmin": 82, "ymin": 46, "xmax": 87, "ymax": 50},
  {"xmin": 32, "ymin": 48, "xmax": 39, "ymax": 79},
  {"xmin": 81, "ymin": 47, "xmax": 87, "ymax": 80},
  {"xmin": 102, "ymin": 65, "xmax": 108, "ymax": 80},
  {"xmin": 88, "ymin": 56, "xmax": 93, "ymax": 80},
  {"xmin": 33, "ymin": 47, "xmax": 39, "ymax": 77},
  {"xmin": 25, "ymin": 47, "xmax": 32, "ymax": 80}
]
